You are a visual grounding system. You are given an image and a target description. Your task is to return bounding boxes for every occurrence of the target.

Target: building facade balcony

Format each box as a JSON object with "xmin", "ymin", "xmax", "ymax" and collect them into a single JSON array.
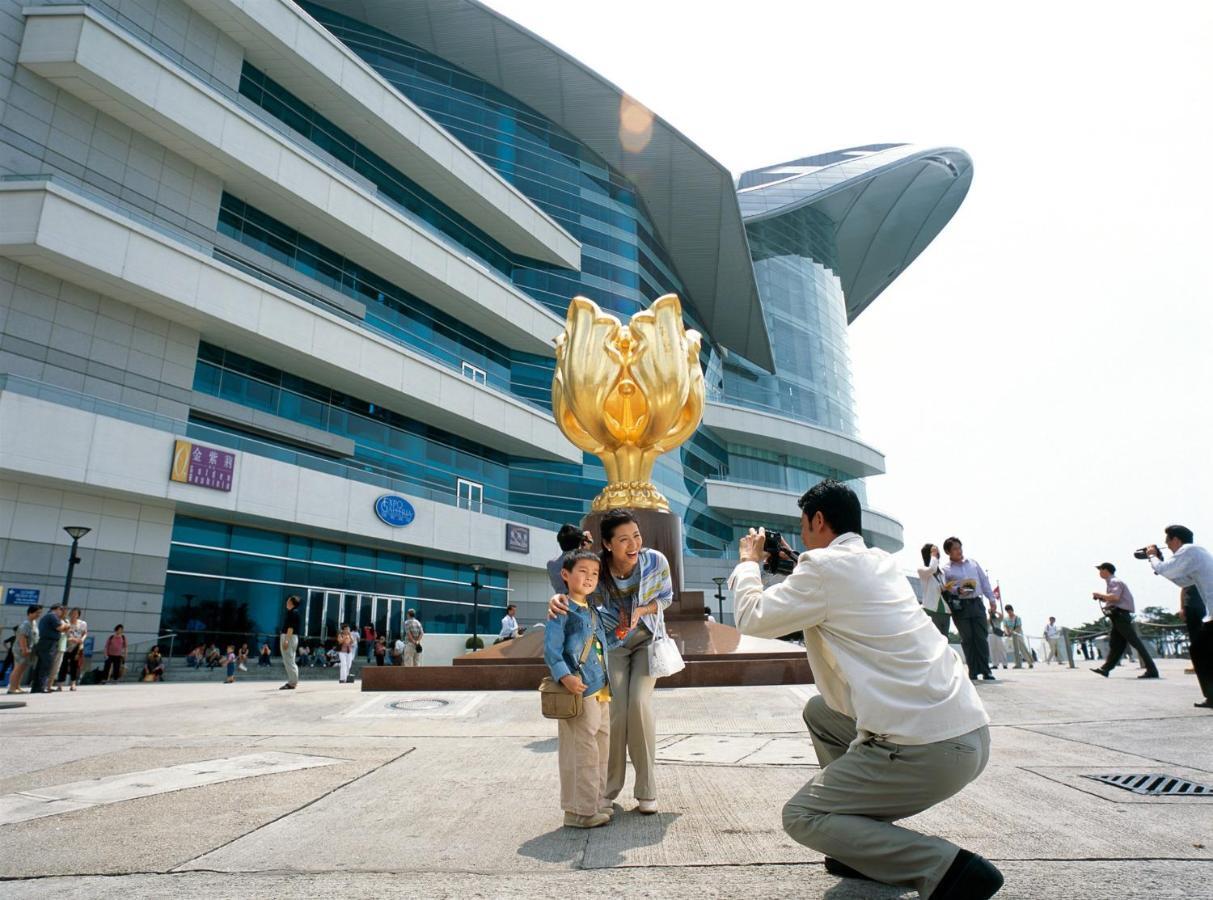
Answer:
[
  {"xmin": 0, "ymin": 178, "xmax": 577, "ymax": 463},
  {"xmin": 17, "ymin": 5, "xmax": 564, "ymax": 356}
]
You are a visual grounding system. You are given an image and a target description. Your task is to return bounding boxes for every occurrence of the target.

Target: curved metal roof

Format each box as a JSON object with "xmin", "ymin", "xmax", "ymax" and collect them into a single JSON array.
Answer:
[
  {"xmin": 737, "ymin": 144, "xmax": 973, "ymax": 323},
  {"xmin": 309, "ymin": 0, "xmax": 775, "ymax": 371}
]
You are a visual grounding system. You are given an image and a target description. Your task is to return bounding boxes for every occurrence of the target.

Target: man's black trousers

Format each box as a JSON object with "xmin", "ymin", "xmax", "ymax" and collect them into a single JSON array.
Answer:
[
  {"xmin": 954, "ymin": 603, "xmax": 991, "ymax": 679},
  {"xmin": 1103, "ymin": 609, "xmax": 1159, "ymax": 676}
]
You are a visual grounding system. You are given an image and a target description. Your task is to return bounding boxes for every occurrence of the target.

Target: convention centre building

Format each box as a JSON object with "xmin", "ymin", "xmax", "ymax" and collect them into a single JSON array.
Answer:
[{"xmin": 0, "ymin": 0, "xmax": 971, "ymax": 655}]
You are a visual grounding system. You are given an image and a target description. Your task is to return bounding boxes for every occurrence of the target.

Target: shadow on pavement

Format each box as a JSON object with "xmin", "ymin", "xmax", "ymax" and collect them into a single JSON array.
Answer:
[{"xmin": 524, "ymin": 738, "xmax": 558, "ymax": 754}]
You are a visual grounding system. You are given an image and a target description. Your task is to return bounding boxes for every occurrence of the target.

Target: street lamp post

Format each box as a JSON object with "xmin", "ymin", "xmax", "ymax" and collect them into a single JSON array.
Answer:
[
  {"xmin": 61, "ymin": 526, "xmax": 91, "ymax": 609},
  {"xmin": 712, "ymin": 576, "xmax": 726, "ymax": 626},
  {"xmin": 471, "ymin": 564, "xmax": 482, "ymax": 650}
]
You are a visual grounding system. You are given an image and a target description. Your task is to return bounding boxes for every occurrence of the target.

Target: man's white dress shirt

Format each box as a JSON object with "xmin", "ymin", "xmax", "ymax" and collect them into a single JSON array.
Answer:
[
  {"xmin": 1152, "ymin": 544, "xmax": 1213, "ymax": 623},
  {"xmin": 730, "ymin": 532, "xmax": 989, "ymax": 747}
]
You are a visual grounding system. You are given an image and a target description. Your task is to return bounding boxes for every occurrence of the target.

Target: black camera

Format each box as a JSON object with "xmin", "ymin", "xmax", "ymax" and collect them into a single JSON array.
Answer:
[
  {"xmin": 761, "ymin": 529, "xmax": 796, "ymax": 576},
  {"xmin": 1133, "ymin": 547, "xmax": 1161, "ymax": 560}
]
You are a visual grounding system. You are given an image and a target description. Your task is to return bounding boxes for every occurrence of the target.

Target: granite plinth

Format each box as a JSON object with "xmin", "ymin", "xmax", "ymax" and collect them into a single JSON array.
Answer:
[{"xmin": 360, "ymin": 619, "xmax": 812, "ymax": 691}]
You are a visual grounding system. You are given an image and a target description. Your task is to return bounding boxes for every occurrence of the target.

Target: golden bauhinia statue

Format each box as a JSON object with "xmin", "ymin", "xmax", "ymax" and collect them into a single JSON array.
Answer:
[{"xmin": 552, "ymin": 293, "xmax": 705, "ymax": 511}]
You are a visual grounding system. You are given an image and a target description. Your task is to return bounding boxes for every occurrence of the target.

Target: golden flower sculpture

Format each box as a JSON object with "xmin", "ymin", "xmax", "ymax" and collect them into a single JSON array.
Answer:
[{"xmin": 553, "ymin": 294, "xmax": 704, "ymax": 511}]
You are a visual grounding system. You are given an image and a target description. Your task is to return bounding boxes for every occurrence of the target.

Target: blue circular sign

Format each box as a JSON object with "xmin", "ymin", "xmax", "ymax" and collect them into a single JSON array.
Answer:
[{"xmin": 374, "ymin": 494, "xmax": 415, "ymax": 527}]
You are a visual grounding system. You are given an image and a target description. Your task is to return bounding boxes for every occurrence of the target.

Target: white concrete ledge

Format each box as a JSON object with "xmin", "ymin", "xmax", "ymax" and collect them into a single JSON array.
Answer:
[
  {"xmin": 703, "ymin": 479, "xmax": 903, "ymax": 552},
  {"xmin": 0, "ymin": 180, "xmax": 579, "ymax": 464},
  {"xmin": 179, "ymin": 0, "xmax": 579, "ymax": 270},
  {"xmin": 17, "ymin": 5, "xmax": 564, "ymax": 357},
  {"xmin": 0, "ymin": 388, "xmax": 557, "ymax": 571},
  {"xmin": 704, "ymin": 400, "xmax": 886, "ymax": 478}
]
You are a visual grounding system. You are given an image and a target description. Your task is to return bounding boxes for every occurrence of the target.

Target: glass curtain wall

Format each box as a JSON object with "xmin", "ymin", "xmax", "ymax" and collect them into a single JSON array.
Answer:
[{"xmin": 163, "ymin": 516, "xmax": 509, "ymax": 640}]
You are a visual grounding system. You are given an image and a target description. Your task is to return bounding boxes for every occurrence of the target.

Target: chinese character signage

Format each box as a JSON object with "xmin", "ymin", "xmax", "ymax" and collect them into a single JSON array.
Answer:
[
  {"xmin": 170, "ymin": 439, "xmax": 235, "ymax": 492},
  {"xmin": 505, "ymin": 523, "xmax": 530, "ymax": 554}
]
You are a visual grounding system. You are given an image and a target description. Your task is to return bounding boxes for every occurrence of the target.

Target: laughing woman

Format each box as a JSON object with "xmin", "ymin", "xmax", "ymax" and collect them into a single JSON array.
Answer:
[{"xmin": 551, "ymin": 508, "xmax": 673, "ymax": 814}]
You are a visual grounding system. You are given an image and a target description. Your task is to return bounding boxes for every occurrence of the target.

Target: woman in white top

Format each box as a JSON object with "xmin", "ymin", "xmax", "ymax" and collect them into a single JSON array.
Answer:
[
  {"xmin": 917, "ymin": 544, "xmax": 950, "ymax": 634},
  {"xmin": 336, "ymin": 624, "xmax": 355, "ymax": 684},
  {"xmin": 64, "ymin": 608, "xmax": 87, "ymax": 691}
]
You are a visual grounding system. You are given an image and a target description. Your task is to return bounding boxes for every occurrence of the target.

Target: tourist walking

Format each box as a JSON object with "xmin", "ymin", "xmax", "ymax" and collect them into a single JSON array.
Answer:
[
  {"xmin": 941, "ymin": 538, "xmax": 998, "ymax": 681},
  {"xmin": 337, "ymin": 624, "xmax": 355, "ymax": 683},
  {"xmin": 1091, "ymin": 563, "xmax": 1159, "ymax": 679},
  {"xmin": 102, "ymin": 624, "xmax": 126, "ymax": 683},
  {"xmin": 64, "ymin": 608, "xmax": 88, "ymax": 690},
  {"xmin": 1003, "ymin": 606, "xmax": 1033, "ymax": 668},
  {"xmin": 279, "ymin": 595, "xmax": 301, "ymax": 691},
  {"xmin": 549, "ymin": 509, "xmax": 674, "ymax": 814},
  {"xmin": 1042, "ymin": 617, "xmax": 1064, "ymax": 664},
  {"xmin": 988, "ymin": 602, "xmax": 1009, "ymax": 669},
  {"xmin": 6, "ymin": 605, "xmax": 41, "ymax": 694},
  {"xmin": 403, "ymin": 610, "xmax": 424, "ymax": 667},
  {"xmin": 730, "ymin": 481, "xmax": 1000, "ymax": 899},
  {"xmin": 544, "ymin": 550, "xmax": 612, "ymax": 829}
]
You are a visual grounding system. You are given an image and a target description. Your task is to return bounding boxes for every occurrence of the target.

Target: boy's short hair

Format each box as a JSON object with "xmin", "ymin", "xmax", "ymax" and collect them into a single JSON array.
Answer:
[{"xmin": 561, "ymin": 549, "xmax": 601, "ymax": 572}]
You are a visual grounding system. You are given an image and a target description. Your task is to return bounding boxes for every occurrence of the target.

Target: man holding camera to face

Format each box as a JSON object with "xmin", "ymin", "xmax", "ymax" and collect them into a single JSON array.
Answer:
[
  {"xmin": 730, "ymin": 480, "xmax": 1000, "ymax": 900},
  {"xmin": 1144, "ymin": 525, "xmax": 1213, "ymax": 707}
]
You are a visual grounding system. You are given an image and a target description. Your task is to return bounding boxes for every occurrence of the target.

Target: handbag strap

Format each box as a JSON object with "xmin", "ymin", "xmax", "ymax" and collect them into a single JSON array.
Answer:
[{"xmin": 574, "ymin": 604, "xmax": 600, "ymax": 673}]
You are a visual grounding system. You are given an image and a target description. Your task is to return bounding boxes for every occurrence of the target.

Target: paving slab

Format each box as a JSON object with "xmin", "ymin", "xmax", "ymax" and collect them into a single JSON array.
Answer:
[{"xmin": 1, "ymin": 658, "xmax": 1211, "ymax": 897}]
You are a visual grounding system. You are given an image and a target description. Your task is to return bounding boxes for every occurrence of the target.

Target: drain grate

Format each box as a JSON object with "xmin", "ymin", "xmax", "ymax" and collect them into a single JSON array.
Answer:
[
  {"xmin": 1084, "ymin": 773, "xmax": 1213, "ymax": 796},
  {"xmin": 388, "ymin": 698, "xmax": 449, "ymax": 712}
]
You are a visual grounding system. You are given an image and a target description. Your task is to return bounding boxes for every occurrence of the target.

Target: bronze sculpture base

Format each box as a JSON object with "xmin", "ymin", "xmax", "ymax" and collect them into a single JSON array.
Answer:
[{"xmin": 360, "ymin": 591, "xmax": 813, "ymax": 692}]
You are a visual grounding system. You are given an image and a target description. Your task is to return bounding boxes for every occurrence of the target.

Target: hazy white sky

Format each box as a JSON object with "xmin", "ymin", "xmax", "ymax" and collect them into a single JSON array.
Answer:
[{"xmin": 487, "ymin": 1, "xmax": 1213, "ymax": 634}]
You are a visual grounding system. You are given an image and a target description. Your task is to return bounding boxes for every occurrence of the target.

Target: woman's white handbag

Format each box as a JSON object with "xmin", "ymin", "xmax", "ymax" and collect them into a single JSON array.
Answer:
[{"xmin": 647, "ymin": 615, "xmax": 685, "ymax": 678}]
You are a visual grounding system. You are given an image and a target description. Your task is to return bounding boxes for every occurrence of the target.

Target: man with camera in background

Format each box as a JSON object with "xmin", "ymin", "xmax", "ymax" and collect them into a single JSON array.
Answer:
[
  {"xmin": 941, "ymin": 538, "xmax": 997, "ymax": 681},
  {"xmin": 730, "ymin": 480, "xmax": 1001, "ymax": 900},
  {"xmin": 1144, "ymin": 525, "xmax": 1213, "ymax": 707},
  {"xmin": 1090, "ymin": 563, "xmax": 1159, "ymax": 679}
]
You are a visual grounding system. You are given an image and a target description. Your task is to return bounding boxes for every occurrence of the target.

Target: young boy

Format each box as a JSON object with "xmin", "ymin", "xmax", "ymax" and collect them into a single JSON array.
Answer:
[
  {"xmin": 544, "ymin": 549, "xmax": 612, "ymax": 829},
  {"xmin": 224, "ymin": 645, "xmax": 237, "ymax": 684}
]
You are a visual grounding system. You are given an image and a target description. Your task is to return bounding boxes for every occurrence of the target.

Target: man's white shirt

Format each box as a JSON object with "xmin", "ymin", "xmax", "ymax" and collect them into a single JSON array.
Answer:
[
  {"xmin": 499, "ymin": 614, "xmax": 519, "ymax": 639},
  {"xmin": 1152, "ymin": 544, "xmax": 1213, "ymax": 623},
  {"xmin": 729, "ymin": 532, "xmax": 989, "ymax": 747}
]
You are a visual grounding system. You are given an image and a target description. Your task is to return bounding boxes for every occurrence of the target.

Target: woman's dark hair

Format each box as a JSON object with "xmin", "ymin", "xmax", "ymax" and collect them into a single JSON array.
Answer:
[
  {"xmin": 599, "ymin": 508, "xmax": 638, "ymax": 545},
  {"xmin": 561, "ymin": 549, "xmax": 601, "ymax": 572},
  {"xmin": 28, "ymin": 605, "xmax": 43, "ymax": 616},
  {"xmin": 1166, "ymin": 524, "xmax": 1195, "ymax": 545},
  {"xmin": 597, "ymin": 509, "xmax": 640, "ymax": 599},
  {"xmin": 920, "ymin": 543, "xmax": 936, "ymax": 566},
  {"xmin": 797, "ymin": 481, "xmax": 862, "ymax": 536},
  {"xmin": 556, "ymin": 523, "xmax": 585, "ymax": 552}
]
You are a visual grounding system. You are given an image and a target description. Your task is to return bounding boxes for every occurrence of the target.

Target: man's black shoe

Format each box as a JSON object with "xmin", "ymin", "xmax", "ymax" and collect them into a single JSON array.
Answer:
[
  {"xmin": 1091, "ymin": 667, "xmax": 1109, "ymax": 678},
  {"xmin": 1138, "ymin": 672, "xmax": 1160, "ymax": 679},
  {"xmin": 823, "ymin": 857, "xmax": 877, "ymax": 882},
  {"xmin": 981, "ymin": 674, "xmax": 997, "ymax": 681},
  {"xmin": 930, "ymin": 849, "xmax": 1003, "ymax": 900},
  {"xmin": 279, "ymin": 683, "xmax": 295, "ymax": 690},
  {"xmin": 1194, "ymin": 700, "xmax": 1213, "ymax": 709}
]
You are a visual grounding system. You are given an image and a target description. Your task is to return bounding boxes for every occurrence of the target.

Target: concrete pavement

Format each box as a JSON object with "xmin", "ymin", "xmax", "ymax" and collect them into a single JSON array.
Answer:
[{"xmin": 2, "ymin": 659, "xmax": 1212, "ymax": 897}]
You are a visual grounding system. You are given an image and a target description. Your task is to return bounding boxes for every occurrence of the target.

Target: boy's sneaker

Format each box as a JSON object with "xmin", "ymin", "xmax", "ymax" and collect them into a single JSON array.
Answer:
[
  {"xmin": 636, "ymin": 799, "xmax": 658, "ymax": 814},
  {"xmin": 599, "ymin": 805, "xmax": 614, "ymax": 818},
  {"xmin": 564, "ymin": 812, "xmax": 610, "ymax": 829}
]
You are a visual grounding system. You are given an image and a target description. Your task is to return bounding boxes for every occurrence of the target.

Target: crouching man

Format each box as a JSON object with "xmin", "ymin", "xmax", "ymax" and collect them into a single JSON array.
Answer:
[{"xmin": 730, "ymin": 480, "xmax": 1001, "ymax": 899}]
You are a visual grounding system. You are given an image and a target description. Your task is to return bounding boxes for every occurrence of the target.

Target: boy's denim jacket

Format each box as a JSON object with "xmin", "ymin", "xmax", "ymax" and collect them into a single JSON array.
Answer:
[{"xmin": 544, "ymin": 598, "xmax": 610, "ymax": 698}]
